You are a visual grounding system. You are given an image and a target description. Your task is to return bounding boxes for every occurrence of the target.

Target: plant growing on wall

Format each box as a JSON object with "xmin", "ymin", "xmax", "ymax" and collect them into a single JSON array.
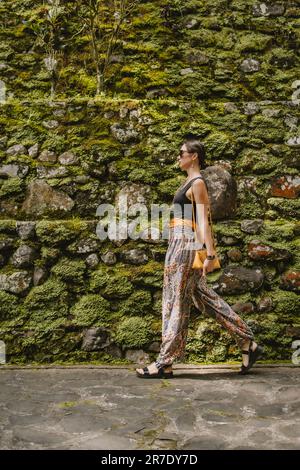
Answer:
[
  {"xmin": 26, "ymin": 0, "xmax": 66, "ymax": 99},
  {"xmin": 71, "ymin": 0, "xmax": 140, "ymax": 96}
]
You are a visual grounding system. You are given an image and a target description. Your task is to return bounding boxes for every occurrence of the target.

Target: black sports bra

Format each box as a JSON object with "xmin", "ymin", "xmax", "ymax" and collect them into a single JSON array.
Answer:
[{"xmin": 172, "ymin": 176, "xmax": 204, "ymax": 222}]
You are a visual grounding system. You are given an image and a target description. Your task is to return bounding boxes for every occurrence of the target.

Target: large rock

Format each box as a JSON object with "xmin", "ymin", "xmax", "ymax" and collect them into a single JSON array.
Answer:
[
  {"xmin": 201, "ymin": 166, "xmax": 237, "ymax": 220},
  {"xmin": 120, "ymin": 249, "xmax": 148, "ymax": 265},
  {"xmin": 36, "ymin": 165, "xmax": 68, "ymax": 178},
  {"xmin": 0, "ymin": 271, "xmax": 32, "ymax": 294},
  {"xmin": 16, "ymin": 221, "xmax": 36, "ymax": 240},
  {"xmin": 270, "ymin": 175, "xmax": 300, "ymax": 198},
  {"xmin": 213, "ymin": 266, "xmax": 264, "ymax": 294},
  {"xmin": 10, "ymin": 244, "xmax": 37, "ymax": 268},
  {"xmin": 82, "ymin": 327, "xmax": 111, "ymax": 351},
  {"xmin": 110, "ymin": 123, "xmax": 139, "ymax": 143},
  {"xmin": 6, "ymin": 144, "xmax": 27, "ymax": 157},
  {"xmin": 38, "ymin": 150, "xmax": 57, "ymax": 163},
  {"xmin": 21, "ymin": 180, "xmax": 74, "ymax": 216},
  {"xmin": 240, "ymin": 219, "xmax": 264, "ymax": 234},
  {"xmin": 280, "ymin": 270, "xmax": 300, "ymax": 293},
  {"xmin": 253, "ymin": 3, "xmax": 285, "ymax": 17},
  {"xmin": 0, "ymin": 164, "xmax": 29, "ymax": 178},
  {"xmin": 248, "ymin": 240, "xmax": 292, "ymax": 262},
  {"xmin": 240, "ymin": 59, "xmax": 260, "ymax": 73}
]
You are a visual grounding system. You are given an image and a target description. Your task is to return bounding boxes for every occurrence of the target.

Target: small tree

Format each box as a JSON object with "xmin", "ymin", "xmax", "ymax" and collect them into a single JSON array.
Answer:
[
  {"xmin": 26, "ymin": 0, "xmax": 65, "ymax": 99},
  {"xmin": 72, "ymin": 0, "xmax": 140, "ymax": 96}
]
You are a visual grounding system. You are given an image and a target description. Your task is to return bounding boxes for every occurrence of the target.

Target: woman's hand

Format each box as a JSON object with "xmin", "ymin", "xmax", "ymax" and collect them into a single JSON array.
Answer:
[{"xmin": 202, "ymin": 258, "xmax": 215, "ymax": 276}]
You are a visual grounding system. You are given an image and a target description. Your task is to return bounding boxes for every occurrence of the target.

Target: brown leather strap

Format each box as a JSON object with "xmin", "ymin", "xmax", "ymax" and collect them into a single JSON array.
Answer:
[{"xmin": 190, "ymin": 178, "xmax": 216, "ymax": 250}]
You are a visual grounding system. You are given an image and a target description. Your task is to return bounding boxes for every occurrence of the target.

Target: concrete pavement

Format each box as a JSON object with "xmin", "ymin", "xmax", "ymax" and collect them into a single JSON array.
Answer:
[{"xmin": 0, "ymin": 365, "xmax": 299, "ymax": 450}]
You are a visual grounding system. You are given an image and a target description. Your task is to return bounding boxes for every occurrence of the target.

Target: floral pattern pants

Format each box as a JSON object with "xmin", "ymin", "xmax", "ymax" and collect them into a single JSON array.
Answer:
[{"xmin": 155, "ymin": 224, "xmax": 255, "ymax": 369}]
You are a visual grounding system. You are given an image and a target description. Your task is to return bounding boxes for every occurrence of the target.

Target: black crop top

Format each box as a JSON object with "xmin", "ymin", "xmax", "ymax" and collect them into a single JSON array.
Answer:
[{"xmin": 171, "ymin": 176, "xmax": 204, "ymax": 223}]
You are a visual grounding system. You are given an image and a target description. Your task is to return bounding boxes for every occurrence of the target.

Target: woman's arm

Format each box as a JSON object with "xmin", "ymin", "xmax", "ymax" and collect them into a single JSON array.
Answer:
[{"xmin": 192, "ymin": 179, "xmax": 216, "ymax": 256}]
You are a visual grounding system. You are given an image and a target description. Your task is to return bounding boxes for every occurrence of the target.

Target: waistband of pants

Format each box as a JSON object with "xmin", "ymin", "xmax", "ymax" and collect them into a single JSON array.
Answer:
[{"xmin": 169, "ymin": 217, "xmax": 199, "ymax": 231}]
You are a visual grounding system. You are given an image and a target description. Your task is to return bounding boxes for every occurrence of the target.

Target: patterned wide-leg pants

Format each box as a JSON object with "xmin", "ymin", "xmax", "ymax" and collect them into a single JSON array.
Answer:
[{"xmin": 155, "ymin": 224, "xmax": 254, "ymax": 369}]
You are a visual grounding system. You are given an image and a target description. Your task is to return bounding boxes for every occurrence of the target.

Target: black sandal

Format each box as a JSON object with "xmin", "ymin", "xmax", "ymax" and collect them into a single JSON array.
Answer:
[
  {"xmin": 136, "ymin": 365, "xmax": 174, "ymax": 379},
  {"xmin": 239, "ymin": 340, "xmax": 264, "ymax": 375}
]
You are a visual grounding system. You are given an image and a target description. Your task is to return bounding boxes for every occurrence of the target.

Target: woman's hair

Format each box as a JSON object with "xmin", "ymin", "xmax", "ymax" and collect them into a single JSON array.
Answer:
[{"xmin": 184, "ymin": 139, "xmax": 206, "ymax": 169}]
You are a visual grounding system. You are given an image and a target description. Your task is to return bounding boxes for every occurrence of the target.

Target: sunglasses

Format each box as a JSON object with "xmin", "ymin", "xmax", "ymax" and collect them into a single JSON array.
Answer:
[{"xmin": 179, "ymin": 150, "xmax": 191, "ymax": 158}]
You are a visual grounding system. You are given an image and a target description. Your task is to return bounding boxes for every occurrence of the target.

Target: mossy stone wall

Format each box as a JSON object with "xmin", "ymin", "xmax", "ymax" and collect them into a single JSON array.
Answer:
[{"xmin": 0, "ymin": 0, "xmax": 299, "ymax": 364}]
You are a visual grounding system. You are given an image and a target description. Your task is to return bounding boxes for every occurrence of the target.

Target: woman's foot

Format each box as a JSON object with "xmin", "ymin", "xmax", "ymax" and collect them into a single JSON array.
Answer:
[
  {"xmin": 239, "ymin": 339, "xmax": 264, "ymax": 375},
  {"xmin": 136, "ymin": 361, "xmax": 173, "ymax": 378},
  {"xmin": 241, "ymin": 340, "xmax": 257, "ymax": 368}
]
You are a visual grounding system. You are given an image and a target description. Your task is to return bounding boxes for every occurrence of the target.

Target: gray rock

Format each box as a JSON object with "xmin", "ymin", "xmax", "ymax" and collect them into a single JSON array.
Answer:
[
  {"xmin": 214, "ymin": 266, "xmax": 264, "ymax": 294},
  {"xmin": 38, "ymin": 150, "xmax": 57, "ymax": 163},
  {"xmin": 253, "ymin": 3, "xmax": 285, "ymax": 17},
  {"xmin": 186, "ymin": 50, "xmax": 210, "ymax": 65},
  {"xmin": 16, "ymin": 221, "xmax": 36, "ymax": 240},
  {"xmin": 224, "ymin": 102, "xmax": 239, "ymax": 113},
  {"xmin": 82, "ymin": 328, "xmax": 111, "ymax": 351},
  {"xmin": 0, "ymin": 164, "xmax": 29, "ymax": 178},
  {"xmin": 0, "ymin": 271, "xmax": 32, "ymax": 294},
  {"xmin": 231, "ymin": 301, "xmax": 255, "ymax": 314},
  {"xmin": 286, "ymin": 136, "xmax": 300, "ymax": 147},
  {"xmin": 10, "ymin": 244, "xmax": 37, "ymax": 268},
  {"xmin": 180, "ymin": 68, "xmax": 194, "ymax": 75},
  {"xmin": 21, "ymin": 180, "xmax": 74, "ymax": 216},
  {"xmin": 100, "ymin": 251, "xmax": 117, "ymax": 265},
  {"xmin": 257, "ymin": 296, "xmax": 273, "ymax": 312},
  {"xmin": 125, "ymin": 349, "xmax": 150, "ymax": 364},
  {"xmin": 200, "ymin": 166, "xmax": 237, "ymax": 220},
  {"xmin": 240, "ymin": 59, "xmax": 260, "ymax": 73},
  {"xmin": 241, "ymin": 219, "xmax": 264, "ymax": 234},
  {"xmin": 33, "ymin": 266, "xmax": 48, "ymax": 286},
  {"xmin": 67, "ymin": 238, "xmax": 99, "ymax": 254},
  {"xmin": 28, "ymin": 143, "xmax": 39, "ymax": 158},
  {"xmin": 58, "ymin": 151, "xmax": 78, "ymax": 165},
  {"xmin": 6, "ymin": 144, "xmax": 27, "ymax": 157},
  {"xmin": 36, "ymin": 166, "xmax": 68, "ymax": 178},
  {"xmin": 147, "ymin": 341, "xmax": 161, "ymax": 353},
  {"xmin": 220, "ymin": 236, "xmax": 241, "ymax": 246},
  {"xmin": 186, "ymin": 18, "xmax": 198, "ymax": 29},
  {"xmin": 121, "ymin": 249, "xmax": 148, "ymax": 265},
  {"xmin": 243, "ymin": 102, "xmax": 260, "ymax": 115},
  {"xmin": 105, "ymin": 343, "xmax": 123, "ymax": 358},
  {"xmin": 85, "ymin": 253, "xmax": 99, "ymax": 268},
  {"xmin": 42, "ymin": 120, "xmax": 59, "ymax": 129},
  {"xmin": 110, "ymin": 123, "xmax": 139, "ymax": 143}
]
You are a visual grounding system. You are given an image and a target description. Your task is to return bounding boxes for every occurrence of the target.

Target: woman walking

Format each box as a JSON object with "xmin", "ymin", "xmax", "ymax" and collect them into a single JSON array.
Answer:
[{"xmin": 136, "ymin": 139, "xmax": 264, "ymax": 378}]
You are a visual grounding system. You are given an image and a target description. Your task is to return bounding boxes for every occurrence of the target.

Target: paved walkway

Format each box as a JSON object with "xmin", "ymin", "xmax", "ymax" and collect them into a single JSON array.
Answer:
[{"xmin": 0, "ymin": 365, "xmax": 299, "ymax": 450}]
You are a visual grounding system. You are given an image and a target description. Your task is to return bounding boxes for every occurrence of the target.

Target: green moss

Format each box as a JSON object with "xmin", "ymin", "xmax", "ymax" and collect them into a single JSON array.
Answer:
[
  {"xmin": 271, "ymin": 290, "xmax": 300, "ymax": 317},
  {"xmin": 0, "ymin": 177, "xmax": 24, "ymax": 197},
  {"xmin": 70, "ymin": 294, "xmax": 111, "ymax": 327},
  {"xmin": 267, "ymin": 198, "xmax": 300, "ymax": 218},
  {"xmin": 51, "ymin": 257, "xmax": 86, "ymax": 284},
  {"xmin": 89, "ymin": 265, "xmax": 134, "ymax": 298},
  {"xmin": 236, "ymin": 32, "xmax": 271, "ymax": 52},
  {"xmin": 114, "ymin": 316, "xmax": 153, "ymax": 348},
  {"xmin": 0, "ymin": 220, "xmax": 16, "ymax": 234},
  {"xmin": 24, "ymin": 278, "xmax": 69, "ymax": 320},
  {"xmin": 36, "ymin": 219, "xmax": 88, "ymax": 246},
  {"xmin": 115, "ymin": 289, "xmax": 152, "ymax": 316},
  {"xmin": 130, "ymin": 260, "xmax": 164, "ymax": 288},
  {"xmin": 0, "ymin": 291, "xmax": 23, "ymax": 321},
  {"xmin": 203, "ymin": 131, "xmax": 237, "ymax": 159}
]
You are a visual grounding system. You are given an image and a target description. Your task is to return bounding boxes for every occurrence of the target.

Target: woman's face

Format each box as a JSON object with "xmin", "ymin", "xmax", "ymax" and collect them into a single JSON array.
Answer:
[{"xmin": 177, "ymin": 144, "xmax": 195, "ymax": 171}]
